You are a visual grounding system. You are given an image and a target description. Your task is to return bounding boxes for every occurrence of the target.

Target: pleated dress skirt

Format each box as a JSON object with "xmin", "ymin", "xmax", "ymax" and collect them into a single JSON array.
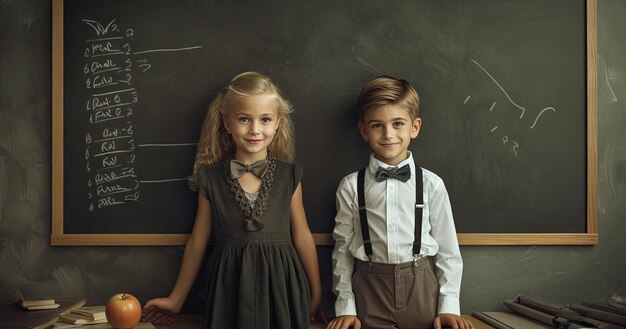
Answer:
[{"xmin": 198, "ymin": 159, "xmax": 310, "ymax": 329}]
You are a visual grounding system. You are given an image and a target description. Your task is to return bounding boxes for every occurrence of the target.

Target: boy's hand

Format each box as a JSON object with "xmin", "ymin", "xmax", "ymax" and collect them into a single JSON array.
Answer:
[
  {"xmin": 326, "ymin": 315, "xmax": 361, "ymax": 329},
  {"xmin": 434, "ymin": 313, "xmax": 475, "ymax": 329}
]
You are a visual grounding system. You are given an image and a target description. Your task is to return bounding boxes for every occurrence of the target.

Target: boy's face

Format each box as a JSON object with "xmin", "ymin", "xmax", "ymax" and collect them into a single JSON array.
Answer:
[{"xmin": 358, "ymin": 105, "xmax": 421, "ymax": 166}]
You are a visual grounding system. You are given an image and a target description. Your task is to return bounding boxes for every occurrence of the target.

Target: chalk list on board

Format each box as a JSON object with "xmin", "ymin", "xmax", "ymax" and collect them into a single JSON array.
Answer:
[{"xmin": 81, "ymin": 19, "xmax": 201, "ymax": 212}]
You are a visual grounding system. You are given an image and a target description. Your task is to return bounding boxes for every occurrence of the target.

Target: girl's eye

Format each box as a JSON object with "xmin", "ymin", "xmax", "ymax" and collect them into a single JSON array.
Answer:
[
  {"xmin": 261, "ymin": 117, "xmax": 272, "ymax": 124},
  {"xmin": 370, "ymin": 123, "xmax": 382, "ymax": 129},
  {"xmin": 238, "ymin": 117, "xmax": 250, "ymax": 123}
]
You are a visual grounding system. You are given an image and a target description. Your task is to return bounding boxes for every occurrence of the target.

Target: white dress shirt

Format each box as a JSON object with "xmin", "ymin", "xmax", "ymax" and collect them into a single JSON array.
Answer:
[{"xmin": 332, "ymin": 152, "xmax": 463, "ymax": 317}]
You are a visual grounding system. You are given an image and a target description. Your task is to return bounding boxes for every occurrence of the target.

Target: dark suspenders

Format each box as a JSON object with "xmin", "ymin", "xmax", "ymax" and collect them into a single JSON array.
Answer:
[
  {"xmin": 357, "ymin": 166, "xmax": 424, "ymax": 259},
  {"xmin": 357, "ymin": 169, "xmax": 372, "ymax": 256}
]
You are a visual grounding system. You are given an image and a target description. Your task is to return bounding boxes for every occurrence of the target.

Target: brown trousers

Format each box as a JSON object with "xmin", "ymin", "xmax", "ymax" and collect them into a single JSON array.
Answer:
[{"xmin": 353, "ymin": 257, "xmax": 439, "ymax": 329}]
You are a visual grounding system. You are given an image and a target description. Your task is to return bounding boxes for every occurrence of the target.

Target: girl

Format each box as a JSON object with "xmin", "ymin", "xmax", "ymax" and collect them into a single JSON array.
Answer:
[{"xmin": 142, "ymin": 72, "xmax": 323, "ymax": 328}]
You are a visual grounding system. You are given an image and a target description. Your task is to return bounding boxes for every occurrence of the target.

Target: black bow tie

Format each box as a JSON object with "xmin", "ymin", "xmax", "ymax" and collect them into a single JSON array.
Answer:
[
  {"xmin": 375, "ymin": 164, "xmax": 411, "ymax": 182},
  {"xmin": 230, "ymin": 159, "xmax": 269, "ymax": 179}
]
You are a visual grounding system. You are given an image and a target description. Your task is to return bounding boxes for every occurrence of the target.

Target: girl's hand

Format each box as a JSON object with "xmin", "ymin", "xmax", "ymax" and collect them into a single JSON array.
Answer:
[
  {"xmin": 326, "ymin": 315, "xmax": 361, "ymax": 329},
  {"xmin": 310, "ymin": 303, "xmax": 329, "ymax": 324},
  {"xmin": 308, "ymin": 289, "xmax": 323, "ymax": 320},
  {"xmin": 141, "ymin": 297, "xmax": 180, "ymax": 325}
]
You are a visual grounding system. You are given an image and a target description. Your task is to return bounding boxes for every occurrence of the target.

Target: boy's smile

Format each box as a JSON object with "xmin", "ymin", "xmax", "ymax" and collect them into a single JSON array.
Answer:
[{"xmin": 358, "ymin": 105, "xmax": 421, "ymax": 166}]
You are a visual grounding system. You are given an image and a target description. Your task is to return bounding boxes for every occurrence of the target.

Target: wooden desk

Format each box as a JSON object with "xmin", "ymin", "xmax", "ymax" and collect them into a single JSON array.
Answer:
[
  {"xmin": 464, "ymin": 315, "xmax": 494, "ymax": 329},
  {"xmin": 153, "ymin": 314, "xmax": 493, "ymax": 329},
  {"xmin": 152, "ymin": 314, "xmax": 203, "ymax": 329},
  {"xmin": 151, "ymin": 315, "xmax": 326, "ymax": 329}
]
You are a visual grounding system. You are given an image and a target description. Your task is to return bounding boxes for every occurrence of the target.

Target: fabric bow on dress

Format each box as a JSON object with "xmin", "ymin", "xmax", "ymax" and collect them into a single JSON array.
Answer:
[
  {"xmin": 227, "ymin": 157, "xmax": 275, "ymax": 232},
  {"xmin": 230, "ymin": 159, "xmax": 269, "ymax": 179}
]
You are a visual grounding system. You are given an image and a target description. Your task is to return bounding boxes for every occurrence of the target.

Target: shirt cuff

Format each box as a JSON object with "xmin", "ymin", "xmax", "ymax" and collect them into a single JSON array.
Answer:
[
  {"xmin": 335, "ymin": 298, "xmax": 357, "ymax": 317},
  {"xmin": 438, "ymin": 295, "xmax": 461, "ymax": 315}
]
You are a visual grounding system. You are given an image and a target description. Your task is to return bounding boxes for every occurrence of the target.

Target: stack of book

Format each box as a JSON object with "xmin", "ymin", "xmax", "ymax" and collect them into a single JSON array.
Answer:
[
  {"xmin": 609, "ymin": 294, "xmax": 626, "ymax": 310},
  {"xmin": 472, "ymin": 310, "xmax": 552, "ymax": 329},
  {"xmin": 59, "ymin": 306, "xmax": 107, "ymax": 325},
  {"xmin": 15, "ymin": 290, "xmax": 60, "ymax": 310},
  {"xmin": 2, "ymin": 297, "xmax": 86, "ymax": 329},
  {"xmin": 571, "ymin": 294, "xmax": 626, "ymax": 327},
  {"xmin": 473, "ymin": 294, "xmax": 626, "ymax": 329}
]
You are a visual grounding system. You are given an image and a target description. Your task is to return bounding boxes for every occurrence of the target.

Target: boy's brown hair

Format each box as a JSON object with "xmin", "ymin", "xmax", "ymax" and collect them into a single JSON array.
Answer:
[{"xmin": 356, "ymin": 76, "xmax": 420, "ymax": 122}]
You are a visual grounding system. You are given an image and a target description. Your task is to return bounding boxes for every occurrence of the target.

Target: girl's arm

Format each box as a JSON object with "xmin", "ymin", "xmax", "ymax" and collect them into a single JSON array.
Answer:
[
  {"xmin": 142, "ymin": 193, "xmax": 213, "ymax": 324},
  {"xmin": 290, "ymin": 182, "xmax": 323, "ymax": 320}
]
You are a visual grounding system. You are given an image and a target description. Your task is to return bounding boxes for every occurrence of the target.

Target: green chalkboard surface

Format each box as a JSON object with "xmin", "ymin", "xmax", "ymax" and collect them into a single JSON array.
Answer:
[{"xmin": 52, "ymin": 0, "xmax": 597, "ymax": 245}]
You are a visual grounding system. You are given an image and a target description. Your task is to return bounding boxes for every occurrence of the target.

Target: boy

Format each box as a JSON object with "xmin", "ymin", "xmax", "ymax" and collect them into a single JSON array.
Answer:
[{"xmin": 327, "ymin": 76, "xmax": 473, "ymax": 329}]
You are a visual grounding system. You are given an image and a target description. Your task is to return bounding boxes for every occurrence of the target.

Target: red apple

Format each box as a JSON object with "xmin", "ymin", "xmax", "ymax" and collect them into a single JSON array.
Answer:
[{"xmin": 105, "ymin": 293, "xmax": 141, "ymax": 329}]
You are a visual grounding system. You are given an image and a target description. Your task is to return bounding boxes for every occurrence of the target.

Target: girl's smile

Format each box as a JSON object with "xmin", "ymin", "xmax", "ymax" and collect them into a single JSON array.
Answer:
[{"xmin": 223, "ymin": 94, "xmax": 280, "ymax": 163}]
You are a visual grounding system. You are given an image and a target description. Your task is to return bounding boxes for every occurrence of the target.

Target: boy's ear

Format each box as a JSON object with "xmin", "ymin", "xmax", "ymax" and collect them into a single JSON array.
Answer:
[
  {"xmin": 357, "ymin": 121, "xmax": 369, "ymax": 141},
  {"xmin": 411, "ymin": 117, "xmax": 422, "ymax": 139}
]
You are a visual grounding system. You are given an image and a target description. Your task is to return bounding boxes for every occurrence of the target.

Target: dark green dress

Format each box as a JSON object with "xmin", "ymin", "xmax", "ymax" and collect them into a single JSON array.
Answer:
[{"xmin": 198, "ymin": 156, "xmax": 310, "ymax": 329}]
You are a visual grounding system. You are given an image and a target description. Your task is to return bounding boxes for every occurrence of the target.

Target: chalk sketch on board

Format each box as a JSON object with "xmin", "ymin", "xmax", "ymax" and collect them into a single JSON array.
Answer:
[
  {"xmin": 471, "ymin": 59, "xmax": 527, "ymax": 119},
  {"xmin": 81, "ymin": 18, "xmax": 202, "ymax": 212},
  {"xmin": 352, "ymin": 45, "xmax": 381, "ymax": 74},
  {"xmin": 465, "ymin": 59, "xmax": 558, "ymax": 157},
  {"xmin": 599, "ymin": 55, "xmax": 619, "ymax": 103},
  {"xmin": 530, "ymin": 107, "xmax": 556, "ymax": 129}
]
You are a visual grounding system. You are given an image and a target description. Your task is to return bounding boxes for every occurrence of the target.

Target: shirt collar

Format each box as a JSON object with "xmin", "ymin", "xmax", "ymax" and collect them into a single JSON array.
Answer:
[{"xmin": 367, "ymin": 151, "xmax": 415, "ymax": 176}]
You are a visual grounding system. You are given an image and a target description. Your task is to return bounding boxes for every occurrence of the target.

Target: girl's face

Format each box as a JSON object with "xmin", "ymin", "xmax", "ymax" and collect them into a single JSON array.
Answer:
[
  {"xmin": 358, "ymin": 105, "xmax": 421, "ymax": 166},
  {"xmin": 223, "ymin": 94, "xmax": 280, "ymax": 162}
]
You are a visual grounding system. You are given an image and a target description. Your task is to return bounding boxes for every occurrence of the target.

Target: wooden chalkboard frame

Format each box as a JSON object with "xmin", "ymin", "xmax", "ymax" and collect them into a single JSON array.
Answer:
[{"xmin": 51, "ymin": 0, "xmax": 598, "ymax": 246}]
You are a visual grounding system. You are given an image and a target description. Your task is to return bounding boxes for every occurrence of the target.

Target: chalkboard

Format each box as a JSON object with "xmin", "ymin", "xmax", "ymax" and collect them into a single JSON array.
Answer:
[{"xmin": 52, "ymin": 0, "xmax": 597, "ymax": 246}]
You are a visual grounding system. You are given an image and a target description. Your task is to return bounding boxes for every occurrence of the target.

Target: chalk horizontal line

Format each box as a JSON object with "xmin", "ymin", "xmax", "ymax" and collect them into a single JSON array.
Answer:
[
  {"xmin": 91, "ymin": 52, "xmax": 124, "ymax": 57},
  {"xmin": 92, "ymin": 88, "xmax": 135, "ymax": 97},
  {"xmin": 134, "ymin": 46, "xmax": 202, "ymax": 54},
  {"xmin": 86, "ymin": 36, "xmax": 123, "ymax": 42},
  {"xmin": 90, "ymin": 102, "xmax": 132, "ymax": 112},
  {"xmin": 92, "ymin": 67, "xmax": 120, "ymax": 75},
  {"xmin": 137, "ymin": 143, "xmax": 197, "ymax": 147},
  {"xmin": 93, "ymin": 150, "xmax": 133, "ymax": 157},
  {"xmin": 140, "ymin": 178, "xmax": 188, "ymax": 183}
]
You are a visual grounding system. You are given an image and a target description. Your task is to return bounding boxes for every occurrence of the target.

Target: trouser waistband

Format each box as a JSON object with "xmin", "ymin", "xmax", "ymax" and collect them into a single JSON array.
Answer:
[{"xmin": 355, "ymin": 256, "xmax": 432, "ymax": 274}]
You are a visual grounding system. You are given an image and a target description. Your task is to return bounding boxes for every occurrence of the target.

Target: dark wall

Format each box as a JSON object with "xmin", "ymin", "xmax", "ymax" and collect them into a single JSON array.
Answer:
[{"xmin": 1, "ymin": 0, "xmax": 625, "ymax": 314}]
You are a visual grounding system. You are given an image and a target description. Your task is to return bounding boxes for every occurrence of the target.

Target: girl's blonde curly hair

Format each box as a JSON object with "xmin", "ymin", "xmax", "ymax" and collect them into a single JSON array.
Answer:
[{"xmin": 189, "ymin": 72, "xmax": 295, "ymax": 190}]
